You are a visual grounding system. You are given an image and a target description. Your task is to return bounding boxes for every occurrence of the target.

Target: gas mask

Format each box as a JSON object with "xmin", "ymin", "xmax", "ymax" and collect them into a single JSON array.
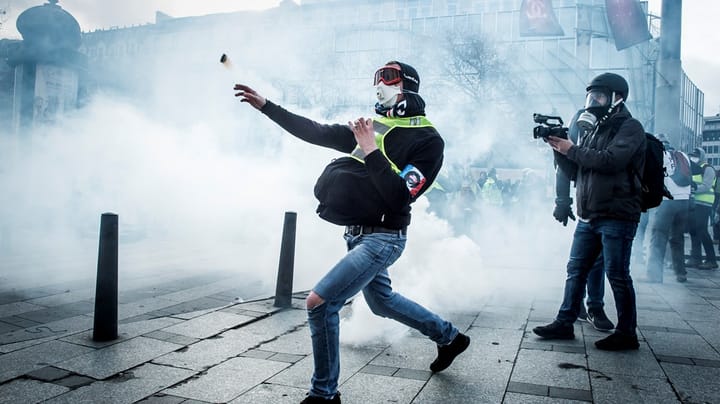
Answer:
[
  {"xmin": 576, "ymin": 111, "xmax": 598, "ymax": 134},
  {"xmin": 375, "ymin": 83, "xmax": 402, "ymax": 108},
  {"xmin": 576, "ymin": 89, "xmax": 622, "ymax": 133}
]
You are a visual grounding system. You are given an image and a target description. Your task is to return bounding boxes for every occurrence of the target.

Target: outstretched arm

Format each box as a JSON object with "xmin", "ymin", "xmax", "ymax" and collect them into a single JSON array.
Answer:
[{"xmin": 233, "ymin": 83, "xmax": 356, "ymax": 152}]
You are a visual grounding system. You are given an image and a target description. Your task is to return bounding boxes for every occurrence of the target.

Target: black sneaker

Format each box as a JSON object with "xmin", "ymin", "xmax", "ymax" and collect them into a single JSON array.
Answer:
[
  {"xmin": 577, "ymin": 305, "xmax": 588, "ymax": 322},
  {"xmin": 685, "ymin": 259, "xmax": 701, "ymax": 267},
  {"xmin": 532, "ymin": 320, "xmax": 574, "ymax": 340},
  {"xmin": 595, "ymin": 332, "xmax": 639, "ymax": 351},
  {"xmin": 429, "ymin": 332, "xmax": 470, "ymax": 372},
  {"xmin": 300, "ymin": 392, "xmax": 341, "ymax": 404},
  {"xmin": 698, "ymin": 261, "xmax": 718, "ymax": 270},
  {"xmin": 587, "ymin": 309, "xmax": 614, "ymax": 332},
  {"xmin": 676, "ymin": 274, "xmax": 687, "ymax": 283}
]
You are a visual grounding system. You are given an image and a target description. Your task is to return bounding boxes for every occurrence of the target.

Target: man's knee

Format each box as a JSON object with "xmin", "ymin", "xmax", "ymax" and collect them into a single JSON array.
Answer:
[{"xmin": 306, "ymin": 291, "xmax": 325, "ymax": 310}]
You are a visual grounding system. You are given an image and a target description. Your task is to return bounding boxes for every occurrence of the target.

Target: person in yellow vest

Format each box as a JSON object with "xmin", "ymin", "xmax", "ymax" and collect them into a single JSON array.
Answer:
[
  {"xmin": 480, "ymin": 167, "xmax": 503, "ymax": 206},
  {"xmin": 234, "ymin": 61, "xmax": 469, "ymax": 404},
  {"xmin": 686, "ymin": 147, "xmax": 718, "ymax": 269}
]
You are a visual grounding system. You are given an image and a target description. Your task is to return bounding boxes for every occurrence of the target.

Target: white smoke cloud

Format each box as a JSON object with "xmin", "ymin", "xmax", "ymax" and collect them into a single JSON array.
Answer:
[
  {"xmin": 0, "ymin": 1, "xmax": 616, "ymax": 345},
  {"xmin": 339, "ymin": 197, "xmax": 572, "ymax": 346},
  {"xmin": 0, "ymin": 88, "xmax": 348, "ymax": 290}
]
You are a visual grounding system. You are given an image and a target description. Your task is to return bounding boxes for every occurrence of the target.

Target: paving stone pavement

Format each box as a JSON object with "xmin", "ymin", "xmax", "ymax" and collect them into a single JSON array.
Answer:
[{"xmin": 1, "ymin": 262, "xmax": 719, "ymax": 403}]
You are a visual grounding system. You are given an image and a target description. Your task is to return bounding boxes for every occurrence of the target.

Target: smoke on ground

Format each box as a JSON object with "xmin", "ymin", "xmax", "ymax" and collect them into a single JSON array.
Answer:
[{"xmin": 1, "ymin": 2, "xmax": 575, "ymax": 344}]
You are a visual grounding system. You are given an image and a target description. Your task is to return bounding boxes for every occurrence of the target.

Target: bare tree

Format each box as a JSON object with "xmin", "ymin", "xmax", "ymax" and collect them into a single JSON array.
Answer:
[{"xmin": 440, "ymin": 31, "xmax": 528, "ymax": 111}]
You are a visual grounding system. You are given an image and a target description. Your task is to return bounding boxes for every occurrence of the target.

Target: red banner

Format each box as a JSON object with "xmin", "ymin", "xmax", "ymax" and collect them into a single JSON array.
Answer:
[
  {"xmin": 605, "ymin": 0, "xmax": 652, "ymax": 50},
  {"xmin": 519, "ymin": 0, "xmax": 564, "ymax": 37}
]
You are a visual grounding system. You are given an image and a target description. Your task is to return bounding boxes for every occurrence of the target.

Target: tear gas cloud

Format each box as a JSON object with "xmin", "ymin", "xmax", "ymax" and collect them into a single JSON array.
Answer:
[{"xmin": 0, "ymin": 3, "xmax": 575, "ymax": 345}]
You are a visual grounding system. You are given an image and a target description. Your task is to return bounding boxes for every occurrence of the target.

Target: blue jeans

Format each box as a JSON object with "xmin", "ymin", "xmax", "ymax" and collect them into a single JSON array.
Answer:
[
  {"xmin": 556, "ymin": 219, "xmax": 638, "ymax": 335},
  {"xmin": 646, "ymin": 199, "xmax": 689, "ymax": 281},
  {"xmin": 308, "ymin": 232, "xmax": 458, "ymax": 399},
  {"xmin": 582, "ymin": 255, "xmax": 605, "ymax": 311}
]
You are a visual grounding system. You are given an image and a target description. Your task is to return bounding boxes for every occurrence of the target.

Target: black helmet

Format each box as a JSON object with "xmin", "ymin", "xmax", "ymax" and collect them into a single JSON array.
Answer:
[{"xmin": 586, "ymin": 72, "xmax": 629, "ymax": 101}]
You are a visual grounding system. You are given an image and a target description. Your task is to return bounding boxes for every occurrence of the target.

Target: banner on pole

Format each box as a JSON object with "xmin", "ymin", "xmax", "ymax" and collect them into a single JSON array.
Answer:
[
  {"xmin": 605, "ymin": 0, "xmax": 652, "ymax": 50},
  {"xmin": 519, "ymin": 0, "xmax": 564, "ymax": 37}
]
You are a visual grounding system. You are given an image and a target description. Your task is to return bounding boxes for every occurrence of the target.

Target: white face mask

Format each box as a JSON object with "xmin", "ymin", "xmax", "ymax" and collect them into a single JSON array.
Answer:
[
  {"xmin": 375, "ymin": 83, "xmax": 401, "ymax": 108},
  {"xmin": 690, "ymin": 157, "xmax": 700, "ymax": 164}
]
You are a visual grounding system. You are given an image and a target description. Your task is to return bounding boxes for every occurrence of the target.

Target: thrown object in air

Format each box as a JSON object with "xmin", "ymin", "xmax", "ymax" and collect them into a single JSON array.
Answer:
[{"xmin": 220, "ymin": 53, "xmax": 232, "ymax": 69}]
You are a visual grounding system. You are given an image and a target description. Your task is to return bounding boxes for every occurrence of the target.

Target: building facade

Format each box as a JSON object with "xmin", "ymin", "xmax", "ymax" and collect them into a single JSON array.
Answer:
[
  {"xmin": 702, "ymin": 114, "xmax": 720, "ymax": 168},
  {"xmin": 1, "ymin": 0, "xmax": 706, "ymax": 154}
]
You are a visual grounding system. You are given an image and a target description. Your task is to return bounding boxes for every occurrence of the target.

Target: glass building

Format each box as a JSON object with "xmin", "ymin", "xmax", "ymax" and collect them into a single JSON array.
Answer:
[{"xmin": 703, "ymin": 114, "xmax": 720, "ymax": 168}]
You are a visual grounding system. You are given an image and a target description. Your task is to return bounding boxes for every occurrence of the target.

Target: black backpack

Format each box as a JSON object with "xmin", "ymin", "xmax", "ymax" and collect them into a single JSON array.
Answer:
[
  {"xmin": 636, "ymin": 133, "xmax": 673, "ymax": 211},
  {"xmin": 668, "ymin": 149, "xmax": 692, "ymax": 187}
]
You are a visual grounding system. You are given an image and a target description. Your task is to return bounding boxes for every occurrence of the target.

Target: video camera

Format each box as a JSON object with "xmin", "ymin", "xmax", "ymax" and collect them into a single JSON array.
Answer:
[{"xmin": 532, "ymin": 113, "xmax": 568, "ymax": 140}]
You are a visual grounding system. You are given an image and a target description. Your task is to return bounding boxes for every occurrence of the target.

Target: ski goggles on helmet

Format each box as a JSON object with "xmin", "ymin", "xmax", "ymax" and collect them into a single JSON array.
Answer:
[{"xmin": 374, "ymin": 66, "xmax": 402, "ymax": 86}]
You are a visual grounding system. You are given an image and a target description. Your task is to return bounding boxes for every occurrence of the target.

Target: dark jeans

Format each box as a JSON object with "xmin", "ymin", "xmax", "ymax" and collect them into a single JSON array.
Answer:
[
  {"xmin": 582, "ymin": 256, "xmax": 605, "ymax": 311},
  {"xmin": 556, "ymin": 218, "xmax": 638, "ymax": 335},
  {"xmin": 646, "ymin": 199, "xmax": 689, "ymax": 281},
  {"xmin": 689, "ymin": 203, "xmax": 716, "ymax": 263}
]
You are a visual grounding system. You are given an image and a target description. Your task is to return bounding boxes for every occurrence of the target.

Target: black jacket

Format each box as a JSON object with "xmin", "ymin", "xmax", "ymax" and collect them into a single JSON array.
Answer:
[
  {"xmin": 261, "ymin": 101, "xmax": 444, "ymax": 228},
  {"xmin": 555, "ymin": 106, "xmax": 646, "ymax": 222}
]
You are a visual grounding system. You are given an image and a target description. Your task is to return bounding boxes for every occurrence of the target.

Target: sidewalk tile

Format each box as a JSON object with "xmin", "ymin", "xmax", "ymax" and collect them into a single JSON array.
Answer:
[
  {"xmin": 55, "ymin": 336, "xmax": 183, "ymax": 379},
  {"xmin": 161, "ymin": 311, "xmax": 255, "ymax": 339},
  {"xmin": 339, "ymin": 372, "xmax": 424, "ymax": 404},
  {"xmin": 590, "ymin": 372, "xmax": 676, "ymax": 404},
  {"xmin": 0, "ymin": 340, "xmax": 94, "ymax": 383},
  {"xmin": 44, "ymin": 363, "xmax": 195, "ymax": 404},
  {"xmin": 228, "ymin": 383, "xmax": 308, "ymax": 404},
  {"xmin": 0, "ymin": 378, "xmax": 69, "ymax": 403},
  {"xmin": 661, "ymin": 362, "xmax": 720, "ymax": 403},
  {"xmin": 643, "ymin": 331, "xmax": 720, "ymax": 360},
  {"xmin": 511, "ymin": 349, "xmax": 590, "ymax": 390},
  {"xmin": 163, "ymin": 356, "xmax": 288, "ymax": 403},
  {"xmin": 587, "ymin": 343, "xmax": 664, "ymax": 378}
]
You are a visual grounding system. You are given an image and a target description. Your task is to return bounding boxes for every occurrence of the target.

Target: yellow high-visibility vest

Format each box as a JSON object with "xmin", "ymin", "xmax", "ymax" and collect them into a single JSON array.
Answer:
[{"xmin": 692, "ymin": 163, "xmax": 716, "ymax": 205}]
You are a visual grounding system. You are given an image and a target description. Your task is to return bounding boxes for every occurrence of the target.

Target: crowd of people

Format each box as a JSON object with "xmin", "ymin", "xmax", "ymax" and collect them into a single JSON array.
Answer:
[
  {"xmin": 424, "ymin": 164, "xmax": 553, "ymax": 235},
  {"xmin": 636, "ymin": 140, "xmax": 720, "ymax": 283}
]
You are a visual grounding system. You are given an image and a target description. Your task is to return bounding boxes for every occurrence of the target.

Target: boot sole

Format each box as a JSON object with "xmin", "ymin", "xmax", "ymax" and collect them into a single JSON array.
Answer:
[
  {"xmin": 590, "ymin": 324, "xmax": 614, "ymax": 332},
  {"xmin": 532, "ymin": 330, "xmax": 575, "ymax": 339}
]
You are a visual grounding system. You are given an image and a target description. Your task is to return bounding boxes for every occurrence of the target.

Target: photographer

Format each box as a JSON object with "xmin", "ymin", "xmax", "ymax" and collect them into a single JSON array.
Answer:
[
  {"xmin": 533, "ymin": 73, "xmax": 645, "ymax": 351},
  {"xmin": 552, "ymin": 109, "xmax": 613, "ymax": 332}
]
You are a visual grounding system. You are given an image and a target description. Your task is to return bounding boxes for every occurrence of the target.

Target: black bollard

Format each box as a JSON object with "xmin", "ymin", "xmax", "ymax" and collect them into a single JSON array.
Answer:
[
  {"xmin": 274, "ymin": 211, "xmax": 297, "ymax": 308},
  {"xmin": 93, "ymin": 213, "xmax": 118, "ymax": 341}
]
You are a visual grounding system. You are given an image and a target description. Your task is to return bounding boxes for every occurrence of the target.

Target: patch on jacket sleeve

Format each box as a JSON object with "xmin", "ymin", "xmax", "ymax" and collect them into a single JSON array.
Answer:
[{"xmin": 400, "ymin": 164, "xmax": 426, "ymax": 197}]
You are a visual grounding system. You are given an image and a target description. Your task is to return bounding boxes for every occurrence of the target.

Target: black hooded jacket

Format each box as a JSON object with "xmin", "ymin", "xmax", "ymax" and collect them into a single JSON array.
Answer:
[
  {"xmin": 260, "ymin": 100, "xmax": 444, "ymax": 228},
  {"xmin": 555, "ymin": 106, "xmax": 646, "ymax": 222}
]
